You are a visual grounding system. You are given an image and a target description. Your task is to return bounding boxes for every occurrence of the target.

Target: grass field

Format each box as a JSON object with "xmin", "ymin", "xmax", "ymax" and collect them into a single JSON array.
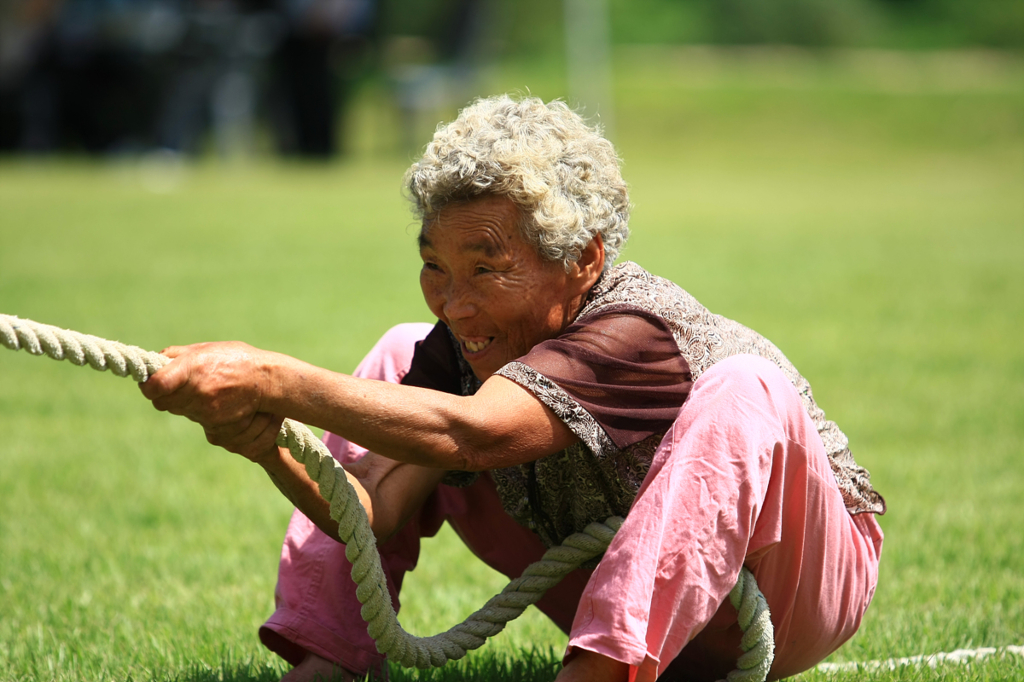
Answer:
[{"xmin": 1, "ymin": 49, "xmax": 1022, "ymax": 681}]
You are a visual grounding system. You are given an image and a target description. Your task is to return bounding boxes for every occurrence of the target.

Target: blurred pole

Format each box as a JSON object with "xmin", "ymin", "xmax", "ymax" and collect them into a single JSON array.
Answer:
[{"xmin": 564, "ymin": 0, "xmax": 614, "ymax": 139}]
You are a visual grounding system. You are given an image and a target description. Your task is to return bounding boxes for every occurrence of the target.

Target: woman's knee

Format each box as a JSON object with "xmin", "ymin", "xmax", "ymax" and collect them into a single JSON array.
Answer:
[
  {"xmin": 700, "ymin": 354, "xmax": 789, "ymax": 390},
  {"xmin": 692, "ymin": 354, "xmax": 804, "ymax": 421}
]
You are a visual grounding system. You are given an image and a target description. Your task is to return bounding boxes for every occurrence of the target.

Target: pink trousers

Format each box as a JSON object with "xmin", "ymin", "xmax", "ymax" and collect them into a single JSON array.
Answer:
[{"xmin": 259, "ymin": 323, "xmax": 883, "ymax": 681}]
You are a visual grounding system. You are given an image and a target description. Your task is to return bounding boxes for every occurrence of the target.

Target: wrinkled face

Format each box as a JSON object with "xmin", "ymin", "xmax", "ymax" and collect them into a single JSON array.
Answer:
[{"xmin": 419, "ymin": 195, "xmax": 589, "ymax": 380}]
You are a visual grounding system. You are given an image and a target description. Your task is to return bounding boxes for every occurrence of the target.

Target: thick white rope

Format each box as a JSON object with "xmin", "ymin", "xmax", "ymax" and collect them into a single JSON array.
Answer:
[{"xmin": 0, "ymin": 313, "xmax": 774, "ymax": 678}]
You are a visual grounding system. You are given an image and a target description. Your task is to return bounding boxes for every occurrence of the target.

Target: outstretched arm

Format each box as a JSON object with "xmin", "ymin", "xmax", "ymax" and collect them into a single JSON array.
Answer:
[{"xmin": 139, "ymin": 341, "xmax": 577, "ymax": 471}]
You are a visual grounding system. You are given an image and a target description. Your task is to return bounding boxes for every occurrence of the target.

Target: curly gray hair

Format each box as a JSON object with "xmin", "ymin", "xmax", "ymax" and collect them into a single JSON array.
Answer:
[{"xmin": 404, "ymin": 94, "xmax": 630, "ymax": 271}]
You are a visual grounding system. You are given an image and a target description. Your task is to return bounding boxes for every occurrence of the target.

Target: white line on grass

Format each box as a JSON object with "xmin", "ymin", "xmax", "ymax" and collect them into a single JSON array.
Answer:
[{"xmin": 816, "ymin": 644, "xmax": 1024, "ymax": 672}]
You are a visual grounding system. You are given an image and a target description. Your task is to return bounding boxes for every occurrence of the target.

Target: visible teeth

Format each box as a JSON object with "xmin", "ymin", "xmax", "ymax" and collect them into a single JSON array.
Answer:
[{"xmin": 465, "ymin": 339, "xmax": 491, "ymax": 352}]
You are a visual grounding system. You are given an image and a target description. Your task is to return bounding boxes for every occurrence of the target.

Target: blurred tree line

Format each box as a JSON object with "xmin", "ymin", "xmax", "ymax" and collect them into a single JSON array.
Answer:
[
  {"xmin": 437, "ymin": 0, "xmax": 1024, "ymax": 56},
  {"xmin": 1, "ymin": 0, "xmax": 1018, "ymax": 157},
  {"xmin": 607, "ymin": 0, "xmax": 1024, "ymax": 49}
]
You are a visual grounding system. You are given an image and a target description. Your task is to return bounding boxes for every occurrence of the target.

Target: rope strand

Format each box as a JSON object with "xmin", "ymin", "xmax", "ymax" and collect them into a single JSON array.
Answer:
[{"xmin": 1, "ymin": 313, "xmax": 774, "ymax": 679}]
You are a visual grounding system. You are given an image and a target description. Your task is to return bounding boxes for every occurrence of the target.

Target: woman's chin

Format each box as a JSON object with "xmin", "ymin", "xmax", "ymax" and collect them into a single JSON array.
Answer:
[
  {"xmin": 469, "ymin": 360, "xmax": 501, "ymax": 381},
  {"xmin": 465, "ymin": 349, "xmax": 507, "ymax": 381}
]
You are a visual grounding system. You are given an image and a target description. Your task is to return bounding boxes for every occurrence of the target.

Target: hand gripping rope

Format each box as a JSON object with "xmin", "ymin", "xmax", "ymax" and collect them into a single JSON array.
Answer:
[{"xmin": 0, "ymin": 313, "xmax": 775, "ymax": 681}]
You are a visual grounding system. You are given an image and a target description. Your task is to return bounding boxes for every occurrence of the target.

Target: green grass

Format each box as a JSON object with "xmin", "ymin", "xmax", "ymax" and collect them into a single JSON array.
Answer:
[{"xmin": 1, "ymin": 49, "xmax": 1022, "ymax": 681}]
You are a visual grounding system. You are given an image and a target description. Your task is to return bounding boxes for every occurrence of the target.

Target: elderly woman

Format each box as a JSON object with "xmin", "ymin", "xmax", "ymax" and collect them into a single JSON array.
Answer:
[{"xmin": 140, "ymin": 95, "xmax": 885, "ymax": 682}]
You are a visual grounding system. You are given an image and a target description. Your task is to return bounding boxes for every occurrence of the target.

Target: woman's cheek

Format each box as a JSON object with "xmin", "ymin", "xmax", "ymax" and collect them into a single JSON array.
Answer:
[{"xmin": 420, "ymin": 275, "xmax": 444, "ymax": 318}]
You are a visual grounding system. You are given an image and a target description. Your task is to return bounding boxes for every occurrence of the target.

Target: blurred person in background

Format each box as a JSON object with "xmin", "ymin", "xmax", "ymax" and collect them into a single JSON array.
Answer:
[
  {"xmin": 0, "ymin": 0, "xmax": 376, "ymax": 158},
  {"xmin": 268, "ymin": 0, "xmax": 374, "ymax": 157},
  {"xmin": 154, "ymin": 0, "xmax": 282, "ymax": 158},
  {"xmin": 140, "ymin": 95, "xmax": 885, "ymax": 682},
  {"xmin": 2, "ymin": 0, "xmax": 166, "ymax": 153},
  {"xmin": 0, "ymin": 0, "xmax": 45, "ymax": 148}
]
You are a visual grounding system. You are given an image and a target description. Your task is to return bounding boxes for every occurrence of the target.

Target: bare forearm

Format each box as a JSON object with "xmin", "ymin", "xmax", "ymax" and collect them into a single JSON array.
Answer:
[
  {"xmin": 272, "ymin": 358, "xmax": 470, "ymax": 467},
  {"xmin": 140, "ymin": 339, "xmax": 576, "ymax": 473},
  {"xmin": 259, "ymin": 444, "xmax": 447, "ymax": 543},
  {"xmin": 260, "ymin": 353, "xmax": 565, "ymax": 471},
  {"xmin": 258, "ymin": 445, "xmax": 373, "ymax": 541}
]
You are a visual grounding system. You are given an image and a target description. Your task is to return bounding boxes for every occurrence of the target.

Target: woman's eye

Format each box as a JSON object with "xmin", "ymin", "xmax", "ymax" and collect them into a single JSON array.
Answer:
[
  {"xmin": 475, "ymin": 266, "xmax": 493, "ymax": 275},
  {"xmin": 422, "ymin": 262, "xmax": 441, "ymax": 272}
]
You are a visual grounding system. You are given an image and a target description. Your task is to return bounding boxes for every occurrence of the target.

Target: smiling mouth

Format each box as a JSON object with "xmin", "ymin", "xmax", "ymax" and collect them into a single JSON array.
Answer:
[{"xmin": 462, "ymin": 338, "xmax": 493, "ymax": 353}]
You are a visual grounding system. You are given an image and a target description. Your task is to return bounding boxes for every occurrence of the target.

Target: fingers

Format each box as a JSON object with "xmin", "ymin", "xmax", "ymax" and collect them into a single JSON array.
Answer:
[
  {"xmin": 160, "ymin": 345, "xmax": 188, "ymax": 359},
  {"xmin": 135, "ymin": 340, "xmax": 283, "ymax": 465},
  {"xmin": 203, "ymin": 411, "xmax": 270, "ymax": 446},
  {"xmin": 140, "ymin": 344, "xmax": 200, "ymax": 399},
  {"xmin": 137, "ymin": 341, "xmax": 263, "ymax": 426},
  {"xmin": 205, "ymin": 412, "xmax": 285, "ymax": 462},
  {"xmin": 139, "ymin": 361, "xmax": 201, "ymax": 419},
  {"xmin": 230, "ymin": 413, "xmax": 285, "ymax": 463},
  {"xmin": 139, "ymin": 356, "xmax": 189, "ymax": 402}
]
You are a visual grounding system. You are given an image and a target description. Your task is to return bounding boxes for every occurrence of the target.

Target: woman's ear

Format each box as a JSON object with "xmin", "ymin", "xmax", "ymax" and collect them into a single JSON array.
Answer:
[{"xmin": 575, "ymin": 233, "xmax": 606, "ymax": 290}]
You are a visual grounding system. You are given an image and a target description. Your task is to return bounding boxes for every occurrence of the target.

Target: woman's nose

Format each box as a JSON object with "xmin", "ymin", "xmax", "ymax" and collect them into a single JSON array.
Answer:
[{"xmin": 443, "ymin": 282, "xmax": 478, "ymax": 321}]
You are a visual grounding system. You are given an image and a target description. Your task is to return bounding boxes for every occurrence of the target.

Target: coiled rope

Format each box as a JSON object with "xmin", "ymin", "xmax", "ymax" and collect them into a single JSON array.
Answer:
[{"xmin": 0, "ymin": 313, "xmax": 774, "ymax": 680}]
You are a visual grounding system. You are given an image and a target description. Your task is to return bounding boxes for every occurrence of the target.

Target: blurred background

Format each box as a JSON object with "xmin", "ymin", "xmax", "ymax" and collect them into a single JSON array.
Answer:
[
  {"xmin": 1, "ymin": 2, "xmax": 1022, "ymax": 680},
  {"xmin": 0, "ymin": 0, "xmax": 1021, "ymax": 160}
]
